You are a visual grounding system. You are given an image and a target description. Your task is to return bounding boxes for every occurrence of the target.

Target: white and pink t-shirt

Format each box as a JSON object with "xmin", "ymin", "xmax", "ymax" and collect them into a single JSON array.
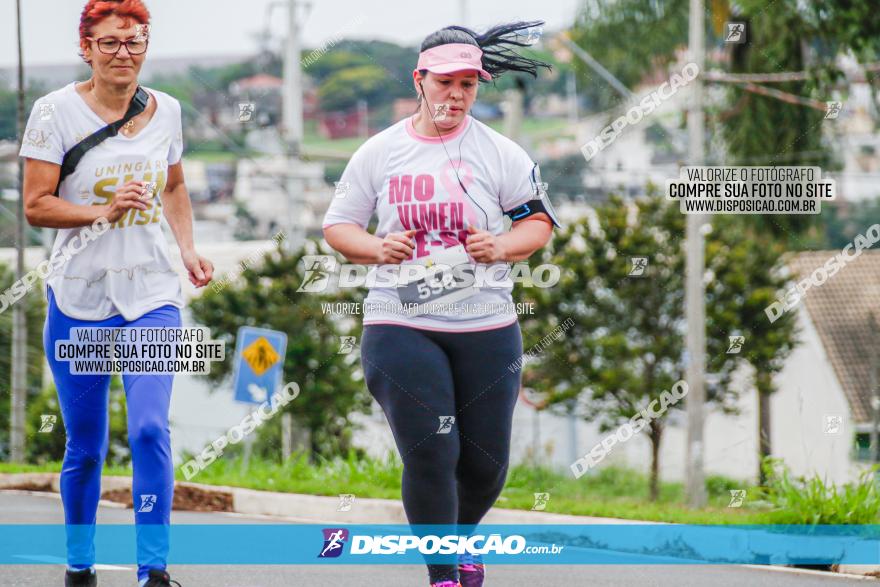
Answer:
[{"xmin": 322, "ymin": 114, "xmax": 541, "ymax": 332}]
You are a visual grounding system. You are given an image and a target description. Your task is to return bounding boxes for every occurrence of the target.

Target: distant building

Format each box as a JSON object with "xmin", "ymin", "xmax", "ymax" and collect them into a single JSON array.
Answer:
[
  {"xmin": 318, "ymin": 101, "xmax": 368, "ymax": 139},
  {"xmin": 232, "ymin": 155, "xmax": 328, "ymax": 240},
  {"xmin": 226, "ymin": 74, "xmax": 283, "ymax": 128}
]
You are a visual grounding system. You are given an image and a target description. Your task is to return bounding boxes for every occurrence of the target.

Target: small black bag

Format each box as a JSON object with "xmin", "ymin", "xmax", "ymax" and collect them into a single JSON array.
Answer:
[{"xmin": 54, "ymin": 86, "xmax": 149, "ymax": 196}]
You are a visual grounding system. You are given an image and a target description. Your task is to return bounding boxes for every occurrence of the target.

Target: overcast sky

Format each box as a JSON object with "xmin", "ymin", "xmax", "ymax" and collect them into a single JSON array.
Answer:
[{"xmin": 0, "ymin": 0, "xmax": 582, "ymax": 67}]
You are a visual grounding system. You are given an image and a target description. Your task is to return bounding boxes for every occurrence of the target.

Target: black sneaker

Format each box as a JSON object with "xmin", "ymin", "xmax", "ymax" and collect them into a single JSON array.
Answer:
[
  {"xmin": 65, "ymin": 567, "xmax": 97, "ymax": 587},
  {"xmin": 143, "ymin": 569, "xmax": 182, "ymax": 587}
]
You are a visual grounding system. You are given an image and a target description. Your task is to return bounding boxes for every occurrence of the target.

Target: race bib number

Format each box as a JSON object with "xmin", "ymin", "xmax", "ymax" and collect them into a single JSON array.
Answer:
[{"xmin": 397, "ymin": 245, "xmax": 478, "ymax": 316}]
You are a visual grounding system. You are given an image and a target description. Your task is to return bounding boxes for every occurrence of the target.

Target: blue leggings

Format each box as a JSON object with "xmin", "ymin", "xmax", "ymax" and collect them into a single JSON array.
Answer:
[{"xmin": 44, "ymin": 288, "xmax": 180, "ymax": 582}]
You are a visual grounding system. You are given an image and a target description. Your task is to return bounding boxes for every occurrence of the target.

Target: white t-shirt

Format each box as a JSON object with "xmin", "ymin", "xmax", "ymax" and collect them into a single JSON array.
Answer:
[
  {"xmin": 19, "ymin": 82, "xmax": 185, "ymax": 321},
  {"xmin": 323, "ymin": 114, "xmax": 541, "ymax": 332}
]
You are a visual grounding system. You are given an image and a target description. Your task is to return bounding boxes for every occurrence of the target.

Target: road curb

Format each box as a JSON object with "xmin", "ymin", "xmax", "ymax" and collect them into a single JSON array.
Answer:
[{"xmin": 0, "ymin": 472, "xmax": 640, "ymax": 524}]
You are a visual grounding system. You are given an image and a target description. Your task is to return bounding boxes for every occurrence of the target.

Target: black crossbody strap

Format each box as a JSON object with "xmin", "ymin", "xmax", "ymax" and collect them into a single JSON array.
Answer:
[{"xmin": 54, "ymin": 86, "xmax": 149, "ymax": 196}]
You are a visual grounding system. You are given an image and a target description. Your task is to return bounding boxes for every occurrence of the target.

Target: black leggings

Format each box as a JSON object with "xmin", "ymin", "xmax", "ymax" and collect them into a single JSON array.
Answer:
[{"xmin": 360, "ymin": 321, "xmax": 523, "ymax": 583}]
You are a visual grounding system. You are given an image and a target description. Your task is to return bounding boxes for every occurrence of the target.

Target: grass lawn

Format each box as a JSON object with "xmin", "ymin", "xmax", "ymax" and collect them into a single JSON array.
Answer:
[
  {"xmin": 0, "ymin": 455, "xmax": 773, "ymax": 524},
  {"xmin": 0, "ymin": 461, "xmax": 132, "ymax": 477}
]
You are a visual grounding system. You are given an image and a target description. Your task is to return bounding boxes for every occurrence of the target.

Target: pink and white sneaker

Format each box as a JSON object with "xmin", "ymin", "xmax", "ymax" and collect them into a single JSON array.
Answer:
[{"xmin": 458, "ymin": 551, "xmax": 485, "ymax": 587}]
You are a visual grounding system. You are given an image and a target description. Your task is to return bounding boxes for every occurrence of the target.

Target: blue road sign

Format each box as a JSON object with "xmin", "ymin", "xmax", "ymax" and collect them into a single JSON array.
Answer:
[{"xmin": 231, "ymin": 326, "xmax": 287, "ymax": 405}]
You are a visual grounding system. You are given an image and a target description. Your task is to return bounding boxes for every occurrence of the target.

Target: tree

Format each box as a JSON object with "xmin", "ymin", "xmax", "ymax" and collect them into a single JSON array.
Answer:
[
  {"xmin": 0, "ymin": 263, "xmax": 45, "ymax": 460},
  {"xmin": 188, "ymin": 239, "xmax": 372, "ymax": 460},
  {"xmin": 317, "ymin": 64, "xmax": 392, "ymax": 113},
  {"xmin": 704, "ymin": 216, "xmax": 799, "ymax": 482},
  {"xmin": 517, "ymin": 193, "xmax": 797, "ymax": 497}
]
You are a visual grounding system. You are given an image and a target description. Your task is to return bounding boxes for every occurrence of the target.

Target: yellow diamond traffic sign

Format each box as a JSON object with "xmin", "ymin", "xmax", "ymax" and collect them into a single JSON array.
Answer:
[{"xmin": 242, "ymin": 336, "xmax": 280, "ymax": 376}]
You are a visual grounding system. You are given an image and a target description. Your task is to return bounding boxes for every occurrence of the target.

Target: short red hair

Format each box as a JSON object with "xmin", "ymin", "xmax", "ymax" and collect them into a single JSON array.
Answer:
[{"xmin": 79, "ymin": 0, "xmax": 151, "ymax": 62}]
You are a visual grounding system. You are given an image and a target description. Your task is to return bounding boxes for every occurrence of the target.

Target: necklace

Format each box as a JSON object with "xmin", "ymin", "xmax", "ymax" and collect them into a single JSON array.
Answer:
[{"xmin": 89, "ymin": 79, "xmax": 138, "ymax": 135}]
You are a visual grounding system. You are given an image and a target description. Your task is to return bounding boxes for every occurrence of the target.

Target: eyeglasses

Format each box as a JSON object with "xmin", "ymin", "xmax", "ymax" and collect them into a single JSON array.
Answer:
[{"xmin": 87, "ymin": 36, "xmax": 149, "ymax": 56}]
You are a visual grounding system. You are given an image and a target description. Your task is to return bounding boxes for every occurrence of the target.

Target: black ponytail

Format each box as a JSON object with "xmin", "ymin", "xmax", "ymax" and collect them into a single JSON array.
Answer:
[{"xmin": 419, "ymin": 20, "xmax": 552, "ymax": 81}]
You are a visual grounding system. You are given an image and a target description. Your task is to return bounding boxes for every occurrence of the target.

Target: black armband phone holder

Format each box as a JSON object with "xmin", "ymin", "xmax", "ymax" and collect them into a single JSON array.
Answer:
[
  {"xmin": 505, "ymin": 198, "xmax": 562, "ymax": 228},
  {"xmin": 504, "ymin": 162, "xmax": 562, "ymax": 228}
]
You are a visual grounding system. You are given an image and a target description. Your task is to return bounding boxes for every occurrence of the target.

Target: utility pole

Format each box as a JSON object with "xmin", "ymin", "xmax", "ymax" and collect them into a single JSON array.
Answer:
[
  {"xmin": 566, "ymin": 70, "xmax": 578, "ymax": 126},
  {"xmin": 503, "ymin": 79, "xmax": 524, "ymax": 144},
  {"xmin": 558, "ymin": 35, "xmax": 633, "ymax": 100},
  {"xmin": 685, "ymin": 0, "xmax": 707, "ymax": 507},
  {"xmin": 282, "ymin": 0, "xmax": 307, "ymax": 250},
  {"xmin": 10, "ymin": 0, "xmax": 27, "ymax": 462},
  {"xmin": 870, "ymin": 313, "xmax": 880, "ymax": 462},
  {"xmin": 282, "ymin": 0, "xmax": 304, "ymax": 154}
]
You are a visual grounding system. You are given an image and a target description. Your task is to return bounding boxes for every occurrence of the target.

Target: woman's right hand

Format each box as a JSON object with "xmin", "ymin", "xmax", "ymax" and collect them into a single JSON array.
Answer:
[
  {"xmin": 104, "ymin": 180, "xmax": 150, "ymax": 223},
  {"xmin": 376, "ymin": 229, "xmax": 417, "ymax": 264}
]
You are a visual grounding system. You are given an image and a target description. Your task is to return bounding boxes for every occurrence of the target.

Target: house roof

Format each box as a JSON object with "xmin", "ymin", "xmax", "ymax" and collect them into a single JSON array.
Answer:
[
  {"xmin": 788, "ymin": 249, "xmax": 880, "ymax": 423},
  {"xmin": 230, "ymin": 74, "xmax": 283, "ymax": 91}
]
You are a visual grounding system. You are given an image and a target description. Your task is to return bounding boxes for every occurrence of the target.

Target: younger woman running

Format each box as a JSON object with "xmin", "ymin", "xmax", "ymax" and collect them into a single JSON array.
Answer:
[{"xmin": 323, "ymin": 20, "xmax": 557, "ymax": 587}]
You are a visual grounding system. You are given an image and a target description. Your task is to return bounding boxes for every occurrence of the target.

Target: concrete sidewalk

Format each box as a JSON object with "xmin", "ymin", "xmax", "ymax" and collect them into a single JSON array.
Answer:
[{"xmin": 0, "ymin": 472, "xmax": 647, "ymax": 525}]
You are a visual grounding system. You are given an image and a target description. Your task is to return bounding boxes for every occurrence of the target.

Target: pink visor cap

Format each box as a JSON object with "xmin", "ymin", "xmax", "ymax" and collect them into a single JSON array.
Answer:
[{"xmin": 415, "ymin": 43, "xmax": 492, "ymax": 81}]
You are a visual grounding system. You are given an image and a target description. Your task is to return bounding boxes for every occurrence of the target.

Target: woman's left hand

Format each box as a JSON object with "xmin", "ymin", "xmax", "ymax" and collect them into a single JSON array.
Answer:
[
  {"xmin": 182, "ymin": 250, "xmax": 214, "ymax": 288},
  {"xmin": 465, "ymin": 225, "xmax": 507, "ymax": 263}
]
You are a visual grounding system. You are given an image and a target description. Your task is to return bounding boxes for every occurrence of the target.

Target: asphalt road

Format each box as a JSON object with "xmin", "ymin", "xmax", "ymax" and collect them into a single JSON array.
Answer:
[{"xmin": 1, "ymin": 491, "xmax": 868, "ymax": 586}]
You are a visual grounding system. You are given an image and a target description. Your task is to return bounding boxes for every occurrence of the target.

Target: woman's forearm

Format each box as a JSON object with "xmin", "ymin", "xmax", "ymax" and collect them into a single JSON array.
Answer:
[
  {"xmin": 161, "ymin": 184, "xmax": 196, "ymax": 254},
  {"xmin": 25, "ymin": 195, "xmax": 109, "ymax": 229},
  {"xmin": 497, "ymin": 216, "xmax": 553, "ymax": 262},
  {"xmin": 323, "ymin": 223, "xmax": 383, "ymax": 264}
]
